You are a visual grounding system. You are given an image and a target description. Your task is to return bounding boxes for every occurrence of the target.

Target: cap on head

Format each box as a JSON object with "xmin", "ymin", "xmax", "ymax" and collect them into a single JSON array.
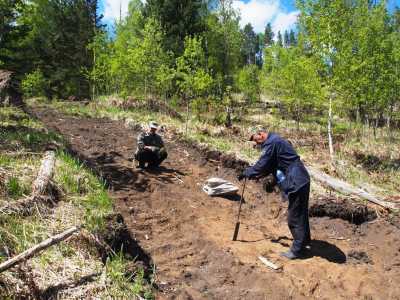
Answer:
[
  {"xmin": 249, "ymin": 128, "xmax": 268, "ymax": 144},
  {"xmin": 149, "ymin": 121, "xmax": 158, "ymax": 130}
]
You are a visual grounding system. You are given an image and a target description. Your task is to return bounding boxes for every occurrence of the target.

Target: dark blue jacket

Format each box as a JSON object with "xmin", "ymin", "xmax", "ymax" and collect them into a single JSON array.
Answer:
[{"xmin": 244, "ymin": 133, "xmax": 310, "ymax": 195}]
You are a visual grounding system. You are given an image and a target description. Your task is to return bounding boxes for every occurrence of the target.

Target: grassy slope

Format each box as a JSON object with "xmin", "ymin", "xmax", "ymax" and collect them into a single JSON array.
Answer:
[
  {"xmin": 33, "ymin": 97, "xmax": 400, "ymax": 200},
  {"xmin": 0, "ymin": 106, "xmax": 153, "ymax": 299}
]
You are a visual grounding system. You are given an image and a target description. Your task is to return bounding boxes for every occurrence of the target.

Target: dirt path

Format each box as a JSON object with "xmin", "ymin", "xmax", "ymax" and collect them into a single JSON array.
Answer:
[{"xmin": 32, "ymin": 107, "xmax": 400, "ymax": 299}]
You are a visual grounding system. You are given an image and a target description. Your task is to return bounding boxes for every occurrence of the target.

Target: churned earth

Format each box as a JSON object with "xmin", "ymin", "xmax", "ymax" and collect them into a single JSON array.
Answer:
[{"xmin": 31, "ymin": 106, "xmax": 400, "ymax": 300}]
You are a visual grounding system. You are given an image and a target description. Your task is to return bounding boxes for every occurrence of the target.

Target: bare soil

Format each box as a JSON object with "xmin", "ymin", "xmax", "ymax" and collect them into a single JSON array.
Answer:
[{"xmin": 31, "ymin": 107, "xmax": 400, "ymax": 300}]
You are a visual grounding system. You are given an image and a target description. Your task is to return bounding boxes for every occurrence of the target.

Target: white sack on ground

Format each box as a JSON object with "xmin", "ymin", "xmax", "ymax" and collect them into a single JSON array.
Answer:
[{"xmin": 202, "ymin": 177, "xmax": 239, "ymax": 196}]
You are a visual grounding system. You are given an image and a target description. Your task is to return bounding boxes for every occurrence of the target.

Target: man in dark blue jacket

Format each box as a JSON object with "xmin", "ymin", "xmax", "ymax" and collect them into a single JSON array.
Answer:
[{"xmin": 238, "ymin": 130, "xmax": 311, "ymax": 259}]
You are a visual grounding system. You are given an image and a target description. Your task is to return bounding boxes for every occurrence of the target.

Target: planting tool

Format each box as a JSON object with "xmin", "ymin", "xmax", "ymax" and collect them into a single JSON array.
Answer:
[{"xmin": 232, "ymin": 178, "xmax": 247, "ymax": 241}]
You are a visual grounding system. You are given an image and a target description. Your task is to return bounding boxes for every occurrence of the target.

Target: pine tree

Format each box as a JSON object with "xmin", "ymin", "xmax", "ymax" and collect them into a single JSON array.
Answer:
[
  {"xmin": 0, "ymin": 1, "xmax": 32, "ymax": 76},
  {"xmin": 14, "ymin": 0, "xmax": 103, "ymax": 98},
  {"xmin": 243, "ymin": 23, "xmax": 257, "ymax": 64},
  {"xmin": 283, "ymin": 30, "xmax": 290, "ymax": 47},
  {"xmin": 264, "ymin": 23, "xmax": 274, "ymax": 46},
  {"xmin": 289, "ymin": 30, "xmax": 297, "ymax": 46},
  {"xmin": 144, "ymin": 0, "xmax": 206, "ymax": 55},
  {"xmin": 277, "ymin": 31, "xmax": 283, "ymax": 47}
]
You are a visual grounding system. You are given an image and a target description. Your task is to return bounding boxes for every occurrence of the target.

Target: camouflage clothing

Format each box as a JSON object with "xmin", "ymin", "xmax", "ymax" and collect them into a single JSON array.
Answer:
[
  {"xmin": 136, "ymin": 132, "xmax": 164, "ymax": 150},
  {"xmin": 135, "ymin": 131, "xmax": 167, "ymax": 167}
]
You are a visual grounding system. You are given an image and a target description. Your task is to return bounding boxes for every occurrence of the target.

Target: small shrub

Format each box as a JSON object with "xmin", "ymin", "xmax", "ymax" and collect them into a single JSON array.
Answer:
[
  {"xmin": 21, "ymin": 69, "xmax": 48, "ymax": 98},
  {"xmin": 169, "ymin": 95, "xmax": 181, "ymax": 109}
]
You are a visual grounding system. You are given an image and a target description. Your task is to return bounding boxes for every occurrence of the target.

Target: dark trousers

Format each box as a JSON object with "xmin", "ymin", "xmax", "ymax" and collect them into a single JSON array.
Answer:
[
  {"xmin": 287, "ymin": 183, "xmax": 311, "ymax": 254},
  {"xmin": 135, "ymin": 149, "xmax": 167, "ymax": 167}
]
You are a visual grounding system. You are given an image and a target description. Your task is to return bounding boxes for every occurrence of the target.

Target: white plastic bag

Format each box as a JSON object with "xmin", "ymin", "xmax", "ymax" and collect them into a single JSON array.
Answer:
[{"xmin": 202, "ymin": 177, "xmax": 239, "ymax": 196}]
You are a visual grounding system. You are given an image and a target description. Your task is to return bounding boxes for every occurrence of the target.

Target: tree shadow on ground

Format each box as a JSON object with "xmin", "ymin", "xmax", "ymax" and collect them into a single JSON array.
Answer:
[{"xmin": 40, "ymin": 272, "xmax": 101, "ymax": 300}]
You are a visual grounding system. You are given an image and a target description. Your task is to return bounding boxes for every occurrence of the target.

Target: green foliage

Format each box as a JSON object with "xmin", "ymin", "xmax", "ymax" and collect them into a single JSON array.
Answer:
[
  {"xmin": 111, "ymin": 13, "xmax": 172, "ymax": 98},
  {"xmin": 5, "ymin": 0, "xmax": 102, "ymax": 98},
  {"xmin": 236, "ymin": 64, "xmax": 260, "ymax": 103},
  {"xmin": 0, "ymin": 215, "xmax": 46, "ymax": 258},
  {"xmin": 242, "ymin": 23, "xmax": 258, "ymax": 65},
  {"xmin": 21, "ymin": 69, "xmax": 48, "ymax": 97},
  {"xmin": 55, "ymin": 151, "xmax": 112, "ymax": 232},
  {"xmin": 204, "ymin": 1, "xmax": 243, "ymax": 93},
  {"xmin": 105, "ymin": 251, "xmax": 154, "ymax": 299},
  {"xmin": 85, "ymin": 31, "xmax": 113, "ymax": 97},
  {"xmin": 144, "ymin": 0, "xmax": 206, "ymax": 56},
  {"xmin": 6, "ymin": 177, "xmax": 29, "ymax": 199},
  {"xmin": 176, "ymin": 36, "xmax": 213, "ymax": 99},
  {"xmin": 264, "ymin": 23, "xmax": 274, "ymax": 47},
  {"xmin": 277, "ymin": 31, "xmax": 283, "ymax": 47}
]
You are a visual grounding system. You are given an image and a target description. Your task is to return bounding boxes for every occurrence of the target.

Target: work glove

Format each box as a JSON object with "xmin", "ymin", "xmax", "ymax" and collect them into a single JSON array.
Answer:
[{"xmin": 237, "ymin": 173, "xmax": 246, "ymax": 181}]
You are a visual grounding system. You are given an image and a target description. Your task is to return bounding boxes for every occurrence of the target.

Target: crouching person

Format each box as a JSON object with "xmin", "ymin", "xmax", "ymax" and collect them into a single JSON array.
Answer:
[{"xmin": 134, "ymin": 121, "xmax": 168, "ymax": 169}]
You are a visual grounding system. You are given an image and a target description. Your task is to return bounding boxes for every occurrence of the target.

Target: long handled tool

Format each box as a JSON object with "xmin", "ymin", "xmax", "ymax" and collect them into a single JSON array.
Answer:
[{"xmin": 232, "ymin": 178, "xmax": 247, "ymax": 241}]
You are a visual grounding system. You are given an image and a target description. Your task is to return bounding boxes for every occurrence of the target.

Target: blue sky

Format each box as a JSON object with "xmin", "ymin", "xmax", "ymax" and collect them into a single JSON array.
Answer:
[{"xmin": 99, "ymin": 0, "xmax": 400, "ymax": 34}]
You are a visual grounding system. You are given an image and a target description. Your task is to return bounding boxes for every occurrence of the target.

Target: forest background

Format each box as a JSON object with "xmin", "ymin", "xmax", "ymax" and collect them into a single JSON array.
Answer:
[{"xmin": 2, "ymin": 0, "xmax": 400, "ymax": 146}]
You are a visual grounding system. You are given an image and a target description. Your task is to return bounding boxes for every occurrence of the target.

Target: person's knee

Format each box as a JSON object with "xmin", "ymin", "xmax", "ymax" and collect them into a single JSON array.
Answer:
[
  {"xmin": 159, "ymin": 148, "xmax": 168, "ymax": 159},
  {"xmin": 134, "ymin": 151, "xmax": 143, "ymax": 161}
]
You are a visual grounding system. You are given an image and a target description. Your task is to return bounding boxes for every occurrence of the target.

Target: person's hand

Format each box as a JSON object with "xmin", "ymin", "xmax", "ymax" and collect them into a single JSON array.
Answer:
[
  {"xmin": 144, "ymin": 146, "xmax": 151, "ymax": 151},
  {"xmin": 237, "ymin": 173, "xmax": 246, "ymax": 181}
]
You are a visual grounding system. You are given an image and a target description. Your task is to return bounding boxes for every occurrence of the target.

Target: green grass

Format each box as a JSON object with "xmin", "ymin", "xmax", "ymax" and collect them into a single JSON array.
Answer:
[
  {"xmin": 0, "ymin": 215, "xmax": 47, "ymax": 259},
  {"xmin": 1, "ymin": 104, "xmax": 151, "ymax": 298},
  {"xmin": 54, "ymin": 150, "xmax": 113, "ymax": 232},
  {"xmin": 106, "ymin": 251, "xmax": 154, "ymax": 299},
  {"xmin": 0, "ymin": 106, "xmax": 63, "ymax": 152},
  {"xmin": 6, "ymin": 177, "xmax": 30, "ymax": 199},
  {"xmin": 0, "ymin": 154, "xmax": 12, "ymax": 166}
]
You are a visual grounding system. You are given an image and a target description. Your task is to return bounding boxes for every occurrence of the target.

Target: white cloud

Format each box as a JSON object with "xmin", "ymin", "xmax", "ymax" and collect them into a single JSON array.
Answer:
[
  {"xmin": 103, "ymin": 0, "xmax": 130, "ymax": 22},
  {"xmin": 102, "ymin": 0, "xmax": 299, "ymax": 35},
  {"xmin": 233, "ymin": 0, "xmax": 279, "ymax": 33},
  {"xmin": 232, "ymin": 0, "xmax": 299, "ymax": 34},
  {"xmin": 272, "ymin": 11, "xmax": 299, "ymax": 34}
]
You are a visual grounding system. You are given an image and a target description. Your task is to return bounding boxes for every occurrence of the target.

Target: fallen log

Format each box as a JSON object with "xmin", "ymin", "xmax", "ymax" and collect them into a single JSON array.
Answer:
[
  {"xmin": 308, "ymin": 167, "xmax": 398, "ymax": 210},
  {"xmin": 32, "ymin": 151, "xmax": 56, "ymax": 196},
  {"xmin": 0, "ymin": 226, "xmax": 80, "ymax": 273},
  {"xmin": 0, "ymin": 151, "xmax": 57, "ymax": 216}
]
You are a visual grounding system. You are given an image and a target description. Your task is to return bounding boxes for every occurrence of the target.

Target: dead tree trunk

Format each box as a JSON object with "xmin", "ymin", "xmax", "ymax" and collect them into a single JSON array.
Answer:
[
  {"xmin": 0, "ymin": 70, "xmax": 23, "ymax": 107},
  {"xmin": 0, "ymin": 226, "xmax": 80, "ymax": 273},
  {"xmin": 308, "ymin": 167, "xmax": 398, "ymax": 210},
  {"xmin": 32, "ymin": 151, "xmax": 56, "ymax": 196},
  {"xmin": 0, "ymin": 151, "xmax": 57, "ymax": 216}
]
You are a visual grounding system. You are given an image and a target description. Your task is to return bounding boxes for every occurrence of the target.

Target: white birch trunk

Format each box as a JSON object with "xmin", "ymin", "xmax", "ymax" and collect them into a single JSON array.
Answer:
[
  {"xmin": 328, "ymin": 95, "xmax": 334, "ymax": 161},
  {"xmin": 32, "ymin": 151, "xmax": 56, "ymax": 196}
]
